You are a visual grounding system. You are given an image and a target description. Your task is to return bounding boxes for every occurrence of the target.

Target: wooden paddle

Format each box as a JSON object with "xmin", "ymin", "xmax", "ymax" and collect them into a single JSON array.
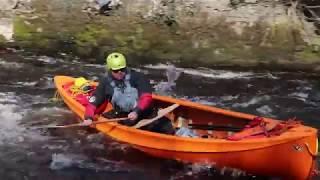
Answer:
[
  {"xmin": 133, "ymin": 103, "xmax": 180, "ymax": 129},
  {"xmin": 40, "ymin": 117, "xmax": 128, "ymax": 129},
  {"xmin": 40, "ymin": 104, "xmax": 179, "ymax": 129}
]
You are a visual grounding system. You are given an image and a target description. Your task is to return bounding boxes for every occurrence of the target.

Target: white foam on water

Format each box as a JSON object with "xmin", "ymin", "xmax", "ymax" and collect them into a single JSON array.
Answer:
[
  {"xmin": 144, "ymin": 64, "xmax": 254, "ymax": 79},
  {"xmin": 37, "ymin": 56, "xmax": 64, "ymax": 64},
  {"xmin": 219, "ymin": 166, "xmax": 247, "ymax": 177},
  {"xmin": 181, "ymin": 96, "xmax": 217, "ymax": 106},
  {"xmin": 30, "ymin": 95, "xmax": 52, "ymax": 104},
  {"xmin": 0, "ymin": 103, "xmax": 50, "ymax": 144},
  {"xmin": 131, "ymin": 68, "xmax": 149, "ymax": 74},
  {"xmin": 303, "ymin": 86, "xmax": 312, "ymax": 91},
  {"xmin": 256, "ymin": 105, "xmax": 274, "ymax": 117},
  {"xmin": 288, "ymin": 79, "xmax": 308, "ymax": 84},
  {"xmin": 86, "ymin": 132, "xmax": 105, "ymax": 143},
  {"xmin": 25, "ymin": 106, "xmax": 73, "ymax": 127},
  {"xmin": 144, "ymin": 63, "xmax": 283, "ymax": 80},
  {"xmin": 33, "ymin": 76, "xmax": 55, "ymax": 90},
  {"xmin": 0, "ymin": 60, "xmax": 24, "ymax": 69},
  {"xmin": 188, "ymin": 163, "xmax": 212, "ymax": 174},
  {"xmin": 15, "ymin": 77, "xmax": 55, "ymax": 89},
  {"xmin": 84, "ymin": 63, "xmax": 104, "ymax": 68},
  {"xmin": 107, "ymin": 141, "xmax": 131, "ymax": 152},
  {"xmin": 264, "ymin": 72, "xmax": 280, "ymax": 79},
  {"xmin": 232, "ymin": 95, "xmax": 271, "ymax": 108},
  {"xmin": 50, "ymin": 153, "xmax": 79, "ymax": 170},
  {"xmin": 0, "ymin": 92, "xmax": 18, "ymax": 104},
  {"xmin": 0, "ymin": 103, "xmax": 26, "ymax": 144},
  {"xmin": 193, "ymin": 99, "xmax": 217, "ymax": 106},
  {"xmin": 42, "ymin": 144, "xmax": 69, "ymax": 151},
  {"xmin": 38, "ymin": 106, "xmax": 71, "ymax": 113},
  {"xmin": 170, "ymin": 163, "xmax": 247, "ymax": 179},
  {"xmin": 288, "ymin": 92, "xmax": 309, "ymax": 102},
  {"xmin": 16, "ymin": 81, "xmax": 37, "ymax": 86},
  {"xmin": 50, "ymin": 153, "xmax": 132, "ymax": 172},
  {"xmin": 220, "ymin": 95, "xmax": 239, "ymax": 101},
  {"xmin": 0, "ymin": 92, "xmax": 51, "ymax": 144}
]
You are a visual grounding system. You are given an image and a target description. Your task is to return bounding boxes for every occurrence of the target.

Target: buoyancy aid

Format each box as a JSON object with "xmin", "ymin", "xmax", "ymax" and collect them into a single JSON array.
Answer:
[{"xmin": 109, "ymin": 72, "xmax": 139, "ymax": 113}]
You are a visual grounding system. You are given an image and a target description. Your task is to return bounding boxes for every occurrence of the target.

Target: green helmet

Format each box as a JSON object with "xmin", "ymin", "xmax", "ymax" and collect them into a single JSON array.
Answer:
[{"xmin": 106, "ymin": 52, "xmax": 127, "ymax": 70}]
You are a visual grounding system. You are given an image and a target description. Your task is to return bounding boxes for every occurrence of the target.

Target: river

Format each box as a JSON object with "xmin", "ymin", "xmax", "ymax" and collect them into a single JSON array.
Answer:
[{"xmin": 0, "ymin": 50, "xmax": 320, "ymax": 180}]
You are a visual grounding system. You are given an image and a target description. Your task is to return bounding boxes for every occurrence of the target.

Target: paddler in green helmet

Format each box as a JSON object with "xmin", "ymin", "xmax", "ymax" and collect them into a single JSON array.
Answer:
[{"xmin": 83, "ymin": 52, "xmax": 175, "ymax": 134}]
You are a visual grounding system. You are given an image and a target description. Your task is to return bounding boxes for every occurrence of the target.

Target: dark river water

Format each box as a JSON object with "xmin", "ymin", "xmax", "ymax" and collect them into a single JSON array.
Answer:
[{"xmin": 1, "ymin": 50, "xmax": 320, "ymax": 180}]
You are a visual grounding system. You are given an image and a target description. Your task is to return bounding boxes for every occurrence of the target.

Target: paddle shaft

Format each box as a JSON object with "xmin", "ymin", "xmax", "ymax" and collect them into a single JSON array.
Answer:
[
  {"xmin": 133, "ymin": 104, "xmax": 179, "ymax": 128},
  {"xmin": 92, "ymin": 117, "xmax": 128, "ymax": 125},
  {"xmin": 41, "ymin": 117, "xmax": 128, "ymax": 129}
]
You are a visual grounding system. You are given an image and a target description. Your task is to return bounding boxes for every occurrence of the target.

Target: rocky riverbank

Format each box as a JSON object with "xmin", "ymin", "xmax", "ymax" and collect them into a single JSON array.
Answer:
[{"xmin": 1, "ymin": 0, "xmax": 320, "ymax": 71}]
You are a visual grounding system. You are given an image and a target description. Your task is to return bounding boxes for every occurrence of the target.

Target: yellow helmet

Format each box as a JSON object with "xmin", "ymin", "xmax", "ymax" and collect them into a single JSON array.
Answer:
[{"xmin": 106, "ymin": 52, "xmax": 127, "ymax": 70}]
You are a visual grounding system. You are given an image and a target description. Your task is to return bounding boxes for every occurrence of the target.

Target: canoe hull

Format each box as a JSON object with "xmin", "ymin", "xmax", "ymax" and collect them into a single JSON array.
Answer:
[
  {"xmin": 54, "ymin": 75, "xmax": 318, "ymax": 179},
  {"xmin": 134, "ymin": 136, "xmax": 317, "ymax": 179},
  {"xmin": 97, "ymin": 122, "xmax": 317, "ymax": 180}
]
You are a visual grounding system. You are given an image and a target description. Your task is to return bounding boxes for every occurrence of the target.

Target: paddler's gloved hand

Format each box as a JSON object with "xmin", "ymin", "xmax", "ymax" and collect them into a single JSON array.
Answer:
[
  {"xmin": 82, "ymin": 117, "xmax": 93, "ymax": 126},
  {"xmin": 128, "ymin": 111, "xmax": 138, "ymax": 121},
  {"xmin": 118, "ymin": 111, "xmax": 139, "ymax": 126}
]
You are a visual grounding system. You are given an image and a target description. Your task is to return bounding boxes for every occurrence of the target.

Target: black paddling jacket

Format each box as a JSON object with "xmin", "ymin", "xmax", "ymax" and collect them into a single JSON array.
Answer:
[{"xmin": 84, "ymin": 69, "xmax": 153, "ymax": 119}]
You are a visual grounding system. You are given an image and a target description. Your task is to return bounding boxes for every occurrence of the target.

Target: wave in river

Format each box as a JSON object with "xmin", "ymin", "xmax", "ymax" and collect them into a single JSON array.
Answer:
[{"xmin": 144, "ymin": 63, "xmax": 255, "ymax": 79}]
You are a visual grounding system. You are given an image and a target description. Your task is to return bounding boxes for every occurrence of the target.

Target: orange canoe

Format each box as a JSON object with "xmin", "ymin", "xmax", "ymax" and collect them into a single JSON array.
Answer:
[{"xmin": 54, "ymin": 75, "xmax": 318, "ymax": 179}]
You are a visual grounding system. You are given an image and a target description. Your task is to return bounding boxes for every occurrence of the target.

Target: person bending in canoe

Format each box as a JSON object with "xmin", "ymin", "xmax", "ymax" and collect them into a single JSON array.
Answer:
[{"xmin": 83, "ymin": 52, "xmax": 175, "ymax": 134}]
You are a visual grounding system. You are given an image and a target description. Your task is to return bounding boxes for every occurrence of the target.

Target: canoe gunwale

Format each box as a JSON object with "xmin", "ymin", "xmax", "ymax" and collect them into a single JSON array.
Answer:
[{"xmin": 94, "ymin": 121, "xmax": 316, "ymax": 152}]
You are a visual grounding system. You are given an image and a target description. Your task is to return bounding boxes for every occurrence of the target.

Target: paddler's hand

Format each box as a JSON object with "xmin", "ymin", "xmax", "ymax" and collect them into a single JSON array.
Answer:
[
  {"xmin": 128, "ymin": 111, "xmax": 138, "ymax": 121},
  {"xmin": 82, "ymin": 118, "xmax": 93, "ymax": 126}
]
